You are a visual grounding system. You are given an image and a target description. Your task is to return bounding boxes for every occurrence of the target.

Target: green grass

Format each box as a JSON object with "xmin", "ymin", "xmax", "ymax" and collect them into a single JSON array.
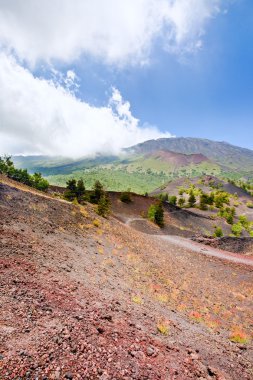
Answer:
[{"xmin": 46, "ymin": 168, "xmax": 169, "ymax": 193}]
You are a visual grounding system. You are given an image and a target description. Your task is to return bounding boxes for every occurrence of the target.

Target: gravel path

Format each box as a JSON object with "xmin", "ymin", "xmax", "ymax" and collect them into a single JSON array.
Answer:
[{"xmin": 126, "ymin": 217, "xmax": 253, "ymax": 266}]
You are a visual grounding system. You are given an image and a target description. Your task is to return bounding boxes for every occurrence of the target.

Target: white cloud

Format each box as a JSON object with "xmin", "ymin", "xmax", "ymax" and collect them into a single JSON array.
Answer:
[
  {"xmin": 0, "ymin": 0, "xmax": 222, "ymax": 66},
  {"xmin": 0, "ymin": 1, "xmax": 226, "ymax": 157},
  {"xmin": 0, "ymin": 53, "xmax": 171, "ymax": 157}
]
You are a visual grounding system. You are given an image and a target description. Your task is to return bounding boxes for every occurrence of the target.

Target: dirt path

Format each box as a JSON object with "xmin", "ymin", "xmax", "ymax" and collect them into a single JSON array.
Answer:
[
  {"xmin": 126, "ymin": 217, "xmax": 253, "ymax": 267},
  {"xmin": 159, "ymin": 235, "xmax": 253, "ymax": 267}
]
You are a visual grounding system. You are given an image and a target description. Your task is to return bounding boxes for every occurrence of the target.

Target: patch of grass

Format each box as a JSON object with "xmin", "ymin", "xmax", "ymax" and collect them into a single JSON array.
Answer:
[
  {"xmin": 97, "ymin": 247, "xmax": 104, "ymax": 254},
  {"xmin": 93, "ymin": 219, "xmax": 101, "ymax": 227},
  {"xmin": 229, "ymin": 327, "xmax": 249, "ymax": 344},
  {"xmin": 132, "ymin": 295, "xmax": 143, "ymax": 305},
  {"xmin": 157, "ymin": 320, "xmax": 170, "ymax": 335},
  {"xmin": 189, "ymin": 311, "xmax": 203, "ymax": 323},
  {"xmin": 156, "ymin": 293, "xmax": 169, "ymax": 303}
]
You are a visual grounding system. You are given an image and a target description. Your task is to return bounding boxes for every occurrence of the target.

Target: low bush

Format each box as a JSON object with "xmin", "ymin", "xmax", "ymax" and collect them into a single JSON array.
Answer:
[
  {"xmin": 231, "ymin": 223, "xmax": 243, "ymax": 237},
  {"xmin": 120, "ymin": 191, "xmax": 132, "ymax": 203},
  {"xmin": 214, "ymin": 226, "xmax": 223, "ymax": 237}
]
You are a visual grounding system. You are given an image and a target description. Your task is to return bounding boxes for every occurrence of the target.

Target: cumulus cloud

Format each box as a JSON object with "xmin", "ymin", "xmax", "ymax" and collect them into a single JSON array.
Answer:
[
  {"xmin": 0, "ymin": 0, "xmax": 222, "ymax": 66},
  {"xmin": 0, "ymin": 1, "xmax": 226, "ymax": 157},
  {"xmin": 0, "ymin": 53, "xmax": 171, "ymax": 157}
]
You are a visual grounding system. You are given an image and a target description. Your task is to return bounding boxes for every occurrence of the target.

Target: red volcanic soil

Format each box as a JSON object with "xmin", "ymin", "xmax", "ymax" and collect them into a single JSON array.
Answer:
[
  {"xmin": 0, "ymin": 175, "xmax": 253, "ymax": 379},
  {"xmin": 149, "ymin": 150, "xmax": 209, "ymax": 167}
]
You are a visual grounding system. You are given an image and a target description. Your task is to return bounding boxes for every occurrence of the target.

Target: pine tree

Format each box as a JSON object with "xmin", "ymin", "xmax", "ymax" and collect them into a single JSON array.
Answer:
[
  {"xmin": 97, "ymin": 193, "xmax": 111, "ymax": 217},
  {"xmin": 76, "ymin": 179, "xmax": 86, "ymax": 202},
  {"xmin": 91, "ymin": 180, "xmax": 104, "ymax": 204},
  {"xmin": 148, "ymin": 201, "xmax": 164, "ymax": 227},
  {"xmin": 64, "ymin": 179, "xmax": 77, "ymax": 201}
]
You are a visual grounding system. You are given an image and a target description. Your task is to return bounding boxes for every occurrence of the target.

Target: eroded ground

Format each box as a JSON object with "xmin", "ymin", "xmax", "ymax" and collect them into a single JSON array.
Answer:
[{"xmin": 0, "ymin": 177, "xmax": 252, "ymax": 379}]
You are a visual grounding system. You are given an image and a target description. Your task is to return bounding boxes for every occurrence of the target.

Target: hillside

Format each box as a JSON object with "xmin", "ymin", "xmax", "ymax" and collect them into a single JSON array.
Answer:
[
  {"xmin": 128, "ymin": 137, "xmax": 253, "ymax": 173},
  {"xmin": 12, "ymin": 138, "xmax": 253, "ymax": 194},
  {"xmin": 0, "ymin": 175, "xmax": 253, "ymax": 379}
]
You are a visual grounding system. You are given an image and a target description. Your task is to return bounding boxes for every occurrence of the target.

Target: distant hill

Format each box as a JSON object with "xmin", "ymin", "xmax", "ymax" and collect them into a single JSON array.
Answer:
[
  {"xmin": 128, "ymin": 137, "xmax": 253, "ymax": 172},
  {"xmin": 12, "ymin": 137, "xmax": 253, "ymax": 193}
]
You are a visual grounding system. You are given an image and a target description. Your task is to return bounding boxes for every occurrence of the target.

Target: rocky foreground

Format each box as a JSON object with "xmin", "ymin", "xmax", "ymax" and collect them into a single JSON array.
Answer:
[{"xmin": 0, "ymin": 176, "xmax": 252, "ymax": 379}]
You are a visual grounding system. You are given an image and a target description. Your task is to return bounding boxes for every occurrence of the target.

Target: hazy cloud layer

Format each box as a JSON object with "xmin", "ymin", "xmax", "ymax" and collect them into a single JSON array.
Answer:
[{"xmin": 0, "ymin": 53, "xmax": 171, "ymax": 156}]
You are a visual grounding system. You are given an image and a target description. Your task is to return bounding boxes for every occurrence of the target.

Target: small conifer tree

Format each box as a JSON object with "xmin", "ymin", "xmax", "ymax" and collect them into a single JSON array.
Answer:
[{"xmin": 97, "ymin": 193, "xmax": 111, "ymax": 217}]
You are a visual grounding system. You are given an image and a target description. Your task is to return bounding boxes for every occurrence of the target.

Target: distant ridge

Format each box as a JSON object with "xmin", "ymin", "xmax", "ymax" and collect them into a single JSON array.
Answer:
[{"xmin": 127, "ymin": 137, "xmax": 253, "ymax": 171}]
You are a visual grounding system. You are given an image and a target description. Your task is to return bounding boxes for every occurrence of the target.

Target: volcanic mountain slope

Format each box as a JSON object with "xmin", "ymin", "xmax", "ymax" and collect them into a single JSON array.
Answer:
[
  {"xmin": 0, "ymin": 175, "xmax": 253, "ymax": 379},
  {"xmin": 128, "ymin": 137, "xmax": 253, "ymax": 173},
  {"xmin": 108, "ymin": 191, "xmax": 231, "ymax": 237},
  {"xmin": 12, "ymin": 137, "xmax": 253, "ymax": 193},
  {"xmin": 149, "ymin": 150, "xmax": 209, "ymax": 167},
  {"xmin": 151, "ymin": 175, "xmax": 253, "ymax": 228}
]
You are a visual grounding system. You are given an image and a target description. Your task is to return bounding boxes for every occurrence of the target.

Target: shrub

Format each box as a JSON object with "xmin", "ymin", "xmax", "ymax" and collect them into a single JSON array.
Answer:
[
  {"xmin": 178, "ymin": 187, "xmax": 186, "ymax": 196},
  {"xmin": 246, "ymin": 201, "xmax": 253, "ymax": 208},
  {"xmin": 178, "ymin": 197, "xmax": 185, "ymax": 208},
  {"xmin": 226, "ymin": 214, "xmax": 234, "ymax": 225},
  {"xmin": 231, "ymin": 223, "xmax": 243, "ymax": 237},
  {"xmin": 159, "ymin": 193, "xmax": 168, "ymax": 202},
  {"xmin": 214, "ymin": 191, "xmax": 230, "ymax": 208},
  {"xmin": 199, "ymin": 193, "xmax": 209, "ymax": 210},
  {"xmin": 168, "ymin": 195, "xmax": 177, "ymax": 206},
  {"xmin": 188, "ymin": 191, "xmax": 196, "ymax": 207},
  {"xmin": 214, "ymin": 226, "xmax": 223, "ymax": 237},
  {"xmin": 148, "ymin": 201, "xmax": 164, "ymax": 227},
  {"xmin": 120, "ymin": 190, "xmax": 132, "ymax": 203}
]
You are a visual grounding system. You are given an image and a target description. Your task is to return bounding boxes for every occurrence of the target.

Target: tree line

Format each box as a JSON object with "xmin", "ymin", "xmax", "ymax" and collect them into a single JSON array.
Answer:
[{"xmin": 0, "ymin": 156, "xmax": 49, "ymax": 191}]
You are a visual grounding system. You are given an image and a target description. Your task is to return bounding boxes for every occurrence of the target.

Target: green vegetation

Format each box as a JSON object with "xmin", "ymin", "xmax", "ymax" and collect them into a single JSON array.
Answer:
[
  {"xmin": 168, "ymin": 195, "xmax": 177, "ymax": 206},
  {"xmin": 90, "ymin": 180, "xmax": 104, "ymax": 204},
  {"xmin": 188, "ymin": 191, "xmax": 196, "ymax": 207},
  {"xmin": 64, "ymin": 179, "xmax": 86, "ymax": 202},
  {"xmin": 0, "ymin": 156, "xmax": 49, "ymax": 191},
  {"xmin": 97, "ymin": 193, "xmax": 111, "ymax": 218},
  {"xmin": 231, "ymin": 223, "xmax": 243, "ymax": 237},
  {"xmin": 46, "ymin": 168, "xmax": 166, "ymax": 194},
  {"xmin": 120, "ymin": 190, "xmax": 132, "ymax": 203},
  {"xmin": 214, "ymin": 226, "xmax": 223, "ymax": 237},
  {"xmin": 157, "ymin": 193, "xmax": 169, "ymax": 202},
  {"xmin": 178, "ymin": 197, "xmax": 186, "ymax": 207},
  {"xmin": 63, "ymin": 178, "xmax": 111, "ymax": 217},
  {"xmin": 218, "ymin": 207, "xmax": 235, "ymax": 225},
  {"xmin": 148, "ymin": 201, "xmax": 164, "ymax": 227}
]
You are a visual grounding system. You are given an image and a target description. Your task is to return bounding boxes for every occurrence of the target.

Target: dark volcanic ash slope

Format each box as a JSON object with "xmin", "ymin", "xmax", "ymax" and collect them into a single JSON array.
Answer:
[{"xmin": 0, "ymin": 176, "xmax": 253, "ymax": 380}]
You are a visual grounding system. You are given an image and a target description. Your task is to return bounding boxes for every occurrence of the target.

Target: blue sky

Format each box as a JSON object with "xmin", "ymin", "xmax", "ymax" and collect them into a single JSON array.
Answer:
[
  {"xmin": 0, "ymin": 0, "xmax": 252, "ymax": 156},
  {"xmin": 71, "ymin": 0, "xmax": 253, "ymax": 149}
]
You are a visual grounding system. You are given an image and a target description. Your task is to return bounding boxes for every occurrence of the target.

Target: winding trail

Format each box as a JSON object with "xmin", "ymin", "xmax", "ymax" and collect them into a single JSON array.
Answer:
[{"xmin": 126, "ymin": 217, "xmax": 253, "ymax": 267}]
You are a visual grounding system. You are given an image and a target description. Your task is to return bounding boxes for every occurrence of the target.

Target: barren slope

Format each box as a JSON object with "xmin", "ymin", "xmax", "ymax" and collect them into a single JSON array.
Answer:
[{"xmin": 0, "ymin": 176, "xmax": 253, "ymax": 379}]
